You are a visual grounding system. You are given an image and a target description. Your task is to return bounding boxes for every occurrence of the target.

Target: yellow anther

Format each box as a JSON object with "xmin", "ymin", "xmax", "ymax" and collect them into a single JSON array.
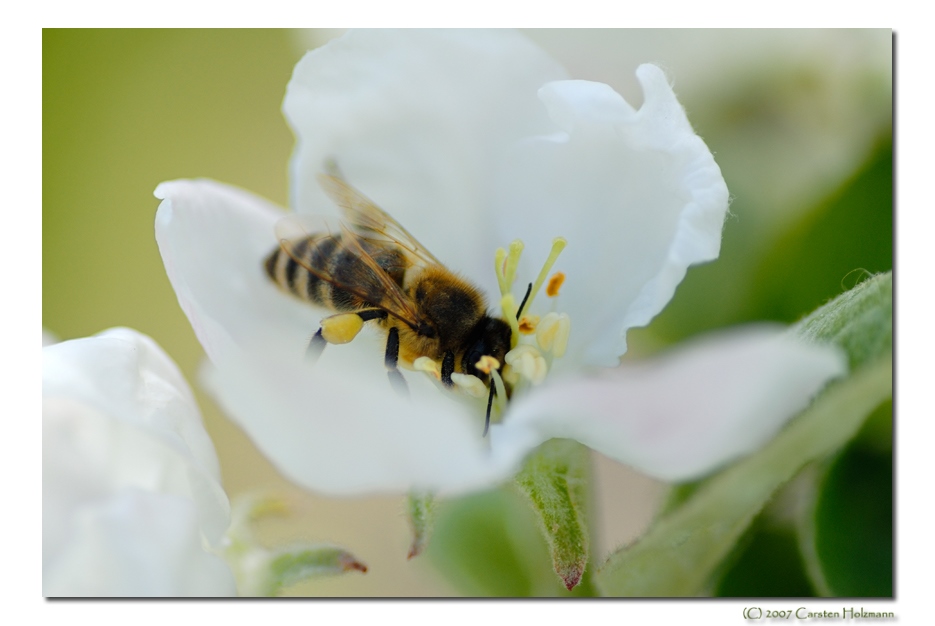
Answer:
[
  {"xmin": 475, "ymin": 355, "xmax": 500, "ymax": 374},
  {"xmin": 413, "ymin": 356, "xmax": 441, "ymax": 380},
  {"xmin": 505, "ymin": 345, "xmax": 548, "ymax": 385},
  {"xmin": 518, "ymin": 314, "xmax": 540, "ymax": 335},
  {"xmin": 320, "ymin": 313, "xmax": 364, "ymax": 344},
  {"xmin": 545, "ymin": 272, "xmax": 565, "ymax": 298},
  {"xmin": 451, "ymin": 373, "xmax": 488, "ymax": 398},
  {"xmin": 537, "ymin": 312, "xmax": 571, "ymax": 357}
]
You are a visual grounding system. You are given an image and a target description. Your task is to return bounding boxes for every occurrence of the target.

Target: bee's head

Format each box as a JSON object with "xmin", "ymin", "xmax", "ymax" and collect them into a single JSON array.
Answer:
[{"xmin": 462, "ymin": 316, "xmax": 512, "ymax": 381}]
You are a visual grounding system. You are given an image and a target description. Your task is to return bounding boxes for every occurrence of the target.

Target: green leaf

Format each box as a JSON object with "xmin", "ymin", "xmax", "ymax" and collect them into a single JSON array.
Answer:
[
  {"xmin": 743, "ymin": 137, "xmax": 893, "ymax": 324},
  {"xmin": 793, "ymin": 271, "xmax": 892, "ymax": 371},
  {"xmin": 714, "ymin": 518, "xmax": 817, "ymax": 597},
  {"xmin": 805, "ymin": 398, "xmax": 893, "ymax": 597},
  {"xmin": 223, "ymin": 494, "xmax": 367, "ymax": 596},
  {"xmin": 425, "ymin": 488, "xmax": 553, "ymax": 597},
  {"xmin": 263, "ymin": 545, "xmax": 367, "ymax": 596},
  {"xmin": 514, "ymin": 439, "xmax": 592, "ymax": 591},
  {"xmin": 594, "ymin": 354, "xmax": 891, "ymax": 596},
  {"xmin": 813, "ymin": 446, "xmax": 893, "ymax": 596},
  {"xmin": 406, "ymin": 490, "xmax": 436, "ymax": 559}
]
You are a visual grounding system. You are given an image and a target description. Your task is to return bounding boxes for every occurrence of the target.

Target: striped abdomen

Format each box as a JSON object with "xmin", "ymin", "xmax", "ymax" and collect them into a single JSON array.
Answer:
[{"xmin": 264, "ymin": 234, "xmax": 408, "ymax": 312}]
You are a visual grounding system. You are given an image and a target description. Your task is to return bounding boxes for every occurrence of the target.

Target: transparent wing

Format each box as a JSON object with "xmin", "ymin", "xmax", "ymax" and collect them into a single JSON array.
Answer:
[
  {"xmin": 317, "ymin": 162, "xmax": 442, "ymax": 267},
  {"xmin": 274, "ymin": 214, "xmax": 428, "ymax": 332}
]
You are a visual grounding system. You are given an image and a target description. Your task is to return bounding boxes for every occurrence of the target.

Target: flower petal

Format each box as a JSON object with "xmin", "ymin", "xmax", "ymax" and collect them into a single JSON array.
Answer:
[
  {"xmin": 492, "ymin": 65, "xmax": 730, "ymax": 369},
  {"xmin": 200, "ymin": 342, "xmax": 527, "ymax": 496},
  {"xmin": 155, "ymin": 179, "xmax": 294, "ymax": 365},
  {"xmin": 43, "ymin": 328, "xmax": 230, "ymax": 545},
  {"xmin": 502, "ymin": 327, "xmax": 847, "ymax": 482},
  {"xmin": 284, "ymin": 29, "xmax": 568, "ymax": 290},
  {"xmin": 43, "ymin": 489, "xmax": 236, "ymax": 597}
]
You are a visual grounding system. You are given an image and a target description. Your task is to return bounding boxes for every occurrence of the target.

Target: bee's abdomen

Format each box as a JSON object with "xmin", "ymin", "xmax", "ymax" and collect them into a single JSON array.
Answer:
[
  {"xmin": 265, "ymin": 236, "xmax": 337, "ymax": 307},
  {"xmin": 264, "ymin": 235, "xmax": 407, "ymax": 313}
]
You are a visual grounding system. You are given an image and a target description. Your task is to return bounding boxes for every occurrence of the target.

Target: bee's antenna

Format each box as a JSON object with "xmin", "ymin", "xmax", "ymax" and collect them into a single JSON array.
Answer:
[
  {"xmin": 483, "ymin": 382, "xmax": 495, "ymax": 437},
  {"xmin": 515, "ymin": 282, "xmax": 533, "ymax": 319}
]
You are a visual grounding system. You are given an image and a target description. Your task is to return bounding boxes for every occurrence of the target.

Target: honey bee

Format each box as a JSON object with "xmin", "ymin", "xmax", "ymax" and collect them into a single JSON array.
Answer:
[{"xmin": 264, "ymin": 164, "xmax": 514, "ymax": 434}]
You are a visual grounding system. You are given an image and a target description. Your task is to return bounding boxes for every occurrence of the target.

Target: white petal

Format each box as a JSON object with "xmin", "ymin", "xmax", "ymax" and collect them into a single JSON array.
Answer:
[
  {"xmin": 155, "ymin": 180, "xmax": 297, "ymax": 365},
  {"xmin": 200, "ymin": 341, "xmax": 527, "ymax": 496},
  {"xmin": 43, "ymin": 329, "xmax": 230, "ymax": 546},
  {"xmin": 492, "ymin": 65, "xmax": 729, "ymax": 369},
  {"xmin": 44, "ymin": 489, "xmax": 236, "ymax": 597},
  {"xmin": 284, "ymin": 29, "xmax": 568, "ymax": 292},
  {"xmin": 502, "ymin": 327, "xmax": 846, "ymax": 482}
]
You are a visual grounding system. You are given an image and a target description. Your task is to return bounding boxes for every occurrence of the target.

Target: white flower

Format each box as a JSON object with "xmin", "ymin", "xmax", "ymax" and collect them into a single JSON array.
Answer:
[
  {"xmin": 43, "ymin": 328, "xmax": 236, "ymax": 596},
  {"xmin": 155, "ymin": 29, "xmax": 845, "ymax": 496}
]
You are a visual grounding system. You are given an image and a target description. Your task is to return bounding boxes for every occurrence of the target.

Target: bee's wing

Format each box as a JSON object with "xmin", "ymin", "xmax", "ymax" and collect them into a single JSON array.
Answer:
[
  {"xmin": 317, "ymin": 165, "xmax": 442, "ymax": 267},
  {"xmin": 274, "ymin": 214, "xmax": 428, "ymax": 331}
]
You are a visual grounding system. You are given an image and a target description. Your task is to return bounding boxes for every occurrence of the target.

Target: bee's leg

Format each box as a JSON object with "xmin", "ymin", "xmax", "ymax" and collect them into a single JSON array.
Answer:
[
  {"xmin": 356, "ymin": 309, "xmax": 389, "ymax": 323},
  {"xmin": 306, "ymin": 329, "xmax": 327, "ymax": 362},
  {"xmin": 483, "ymin": 382, "xmax": 495, "ymax": 437},
  {"xmin": 307, "ymin": 309, "xmax": 388, "ymax": 363},
  {"xmin": 385, "ymin": 326, "xmax": 409, "ymax": 397},
  {"xmin": 440, "ymin": 350, "xmax": 455, "ymax": 388}
]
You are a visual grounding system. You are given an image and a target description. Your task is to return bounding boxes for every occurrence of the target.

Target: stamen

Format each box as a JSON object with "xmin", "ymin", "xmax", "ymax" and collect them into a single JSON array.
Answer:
[
  {"xmin": 505, "ymin": 345, "xmax": 548, "ymax": 385},
  {"xmin": 451, "ymin": 373, "xmax": 487, "ymax": 398},
  {"xmin": 523, "ymin": 237, "xmax": 567, "ymax": 316},
  {"xmin": 546, "ymin": 272, "xmax": 566, "ymax": 298},
  {"xmin": 500, "ymin": 292, "xmax": 521, "ymax": 347},
  {"xmin": 474, "ymin": 355, "xmax": 500, "ymax": 375},
  {"xmin": 537, "ymin": 312, "xmax": 571, "ymax": 357},
  {"xmin": 490, "ymin": 368, "xmax": 508, "ymax": 415},
  {"xmin": 413, "ymin": 356, "xmax": 441, "ymax": 380},
  {"xmin": 503, "ymin": 239, "xmax": 524, "ymax": 291},
  {"xmin": 494, "ymin": 247, "xmax": 508, "ymax": 295},
  {"xmin": 518, "ymin": 314, "xmax": 540, "ymax": 335},
  {"xmin": 501, "ymin": 363, "xmax": 519, "ymax": 386}
]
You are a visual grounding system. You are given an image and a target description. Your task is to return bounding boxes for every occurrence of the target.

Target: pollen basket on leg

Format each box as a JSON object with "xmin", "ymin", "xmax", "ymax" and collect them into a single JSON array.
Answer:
[{"xmin": 320, "ymin": 313, "xmax": 365, "ymax": 344}]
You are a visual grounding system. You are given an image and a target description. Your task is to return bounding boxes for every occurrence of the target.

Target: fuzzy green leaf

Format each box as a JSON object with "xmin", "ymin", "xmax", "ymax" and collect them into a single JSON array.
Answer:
[
  {"xmin": 223, "ymin": 494, "xmax": 367, "ymax": 596},
  {"xmin": 406, "ymin": 490, "xmax": 436, "ymax": 559},
  {"xmin": 426, "ymin": 489, "xmax": 554, "ymax": 596},
  {"xmin": 263, "ymin": 545, "xmax": 367, "ymax": 596},
  {"xmin": 515, "ymin": 438, "xmax": 591, "ymax": 591},
  {"xmin": 793, "ymin": 271, "xmax": 892, "ymax": 370}
]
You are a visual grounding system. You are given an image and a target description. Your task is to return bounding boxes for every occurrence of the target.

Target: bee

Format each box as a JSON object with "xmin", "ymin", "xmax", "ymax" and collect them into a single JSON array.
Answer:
[{"xmin": 264, "ymin": 165, "xmax": 514, "ymax": 435}]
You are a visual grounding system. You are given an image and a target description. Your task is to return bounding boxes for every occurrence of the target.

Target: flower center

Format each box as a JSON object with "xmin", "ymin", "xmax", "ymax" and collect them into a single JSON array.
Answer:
[
  {"xmin": 413, "ymin": 236, "xmax": 571, "ymax": 434},
  {"xmin": 494, "ymin": 237, "xmax": 571, "ymax": 388}
]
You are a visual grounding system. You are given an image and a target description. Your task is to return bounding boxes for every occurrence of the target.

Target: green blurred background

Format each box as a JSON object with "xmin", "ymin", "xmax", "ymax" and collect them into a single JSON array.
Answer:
[{"xmin": 42, "ymin": 29, "xmax": 892, "ymax": 596}]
